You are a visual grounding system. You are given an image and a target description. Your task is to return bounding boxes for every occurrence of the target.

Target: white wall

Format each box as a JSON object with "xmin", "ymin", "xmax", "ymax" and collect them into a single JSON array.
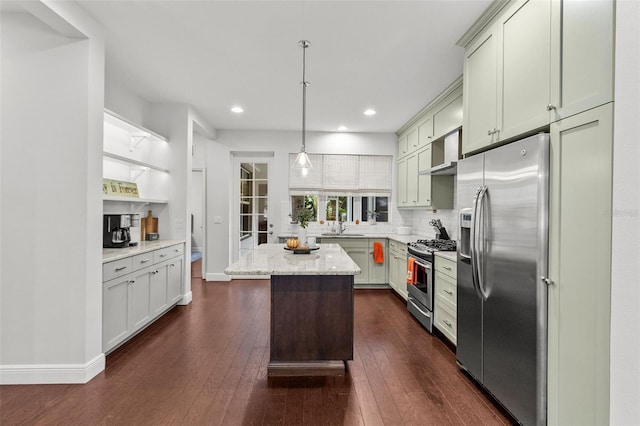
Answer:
[
  {"xmin": 610, "ymin": 1, "xmax": 640, "ymax": 423},
  {"xmin": 0, "ymin": 2, "xmax": 105, "ymax": 383}
]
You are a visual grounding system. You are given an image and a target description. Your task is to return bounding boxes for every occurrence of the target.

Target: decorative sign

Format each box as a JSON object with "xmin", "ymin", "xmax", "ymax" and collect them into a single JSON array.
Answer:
[{"xmin": 103, "ymin": 179, "xmax": 139, "ymax": 198}]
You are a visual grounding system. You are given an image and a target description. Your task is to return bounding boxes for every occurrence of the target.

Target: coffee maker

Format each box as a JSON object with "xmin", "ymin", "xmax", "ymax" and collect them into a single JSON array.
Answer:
[{"xmin": 103, "ymin": 214, "xmax": 131, "ymax": 248}]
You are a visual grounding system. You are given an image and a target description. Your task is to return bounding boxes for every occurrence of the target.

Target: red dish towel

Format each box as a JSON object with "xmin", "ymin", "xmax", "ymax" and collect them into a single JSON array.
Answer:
[
  {"xmin": 407, "ymin": 257, "xmax": 416, "ymax": 285},
  {"xmin": 373, "ymin": 241, "xmax": 384, "ymax": 264}
]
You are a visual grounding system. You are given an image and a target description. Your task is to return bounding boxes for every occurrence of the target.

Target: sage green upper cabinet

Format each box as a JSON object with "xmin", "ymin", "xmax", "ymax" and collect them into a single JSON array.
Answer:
[
  {"xmin": 418, "ymin": 117, "xmax": 433, "ymax": 148},
  {"xmin": 462, "ymin": 23, "xmax": 499, "ymax": 154},
  {"xmin": 460, "ymin": 0, "xmax": 614, "ymax": 155},
  {"xmin": 499, "ymin": 0, "xmax": 552, "ymax": 140},
  {"xmin": 433, "ymin": 94, "xmax": 463, "ymax": 140},
  {"xmin": 407, "ymin": 128, "xmax": 419, "ymax": 153},
  {"xmin": 416, "ymin": 145, "xmax": 432, "ymax": 207},
  {"xmin": 397, "ymin": 133, "xmax": 409, "ymax": 159},
  {"xmin": 463, "ymin": 0, "xmax": 551, "ymax": 155},
  {"xmin": 549, "ymin": 0, "xmax": 614, "ymax": 120},
  {"xmin": 397, "ymin": 157, "xmax": 408, "ymax": 208},
  {"xmin": 405, "ymin": 152, "xmax": 419, "ymax": 206}
]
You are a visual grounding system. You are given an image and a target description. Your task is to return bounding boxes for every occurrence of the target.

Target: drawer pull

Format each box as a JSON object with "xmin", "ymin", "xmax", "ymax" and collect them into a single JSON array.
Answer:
[
  {"xmin": 115, "ymin": 266, "xmax": 127, "ymax": 272},
  {"xmin": 160, "ymin": 254, "xmax": 167, "ymax": 258},
  {"xmin": 175, "ymin": 249, "xmax": 181, "ymax": 252},
  {"xmin": 443, "ymin": 266, "xmax": 452, "ymax": 271},
  {"xmin": 443, "ymin": 319, "xmax": 452, "ymax": 327},
  {"xmin": 141, "ymin": 259, "xmax": 151, "ymax": 263},
  {"xmin": 444, "ymin": 289, "xmax": 453, "ymax": 295},
  {"xmin": 170, "ymin": 263, "xmax": 175, "ymax": 267},
  {"xmin": 128, "ymin": 279, "xmax": 135, "ymax": 284}
]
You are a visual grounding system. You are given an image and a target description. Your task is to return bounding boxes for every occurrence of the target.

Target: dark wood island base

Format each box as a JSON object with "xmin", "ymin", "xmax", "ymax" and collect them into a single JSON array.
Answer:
[{"xmin": 268, "ymin": 274, "xmax": 354, "ymax": 376}]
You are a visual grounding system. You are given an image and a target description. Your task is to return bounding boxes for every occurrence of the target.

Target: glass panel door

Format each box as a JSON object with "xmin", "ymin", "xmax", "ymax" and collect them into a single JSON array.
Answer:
[{"xmin": 239, "ymin": 162, "xmax": 269, "ymax": 258}]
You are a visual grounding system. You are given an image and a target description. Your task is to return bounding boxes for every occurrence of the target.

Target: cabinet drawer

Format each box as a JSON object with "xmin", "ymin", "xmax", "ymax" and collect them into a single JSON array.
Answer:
[
  {"xmin": 434, "ymin": 300, "xmax": 457, "ymax": 345},
  {"xmin": 435, "ymin": 256, "xmax": 456, "ymax": 279},
  {"xmin": 389, "ymin": 240, "xmax": 407, "ymax": 253},
  {"xmin": 132, "ymin": 252, "xmax": 154, "ymax": 271},
  {"xmin": 103, "ymin": 257, "xmax": 133, "ymax": 282},
  {"xmin": 435, "ymin": 271, "xmax": 457, "ymax": 307},
  {"xmin": 153, "ymin": 244, "xmax": 184, "ymax": 263}
]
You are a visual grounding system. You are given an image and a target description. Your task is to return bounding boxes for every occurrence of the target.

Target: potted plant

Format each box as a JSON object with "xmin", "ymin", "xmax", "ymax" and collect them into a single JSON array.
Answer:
[{"xmin": 290, "ymin": 207, "xmax": 314, "ymax": 246}]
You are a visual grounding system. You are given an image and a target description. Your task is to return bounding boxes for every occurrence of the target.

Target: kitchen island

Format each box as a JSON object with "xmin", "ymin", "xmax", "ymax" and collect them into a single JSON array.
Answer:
[{"xmin": 225, "ymin": 243, "xmax": 361, "ymax": 376}]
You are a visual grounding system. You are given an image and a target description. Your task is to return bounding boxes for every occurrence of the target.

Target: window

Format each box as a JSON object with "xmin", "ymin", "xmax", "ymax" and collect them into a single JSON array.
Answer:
[
  {"xmin": 326, "ymin": 195, "xmax": 348, "ymax": 221},
  {"xmin": 290, "ymin": 195, "xmax": 389, "ymax": 224},
  {"xmin": 291, "ymin": 195, "xmax": 318, "ymax": 224},
  {"xmin": 361, "ymin": 196, "xmax": 389, "ymax": 222}
]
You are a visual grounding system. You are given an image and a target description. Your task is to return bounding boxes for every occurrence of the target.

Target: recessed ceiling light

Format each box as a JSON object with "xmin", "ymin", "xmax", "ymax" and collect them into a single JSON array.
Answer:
[
  {"xmin": 231, "ymin": 106, "xmax": 244, "ymax": 113},
  {"xmin": 338, "ymin": 125, "xmax": 348, "ymax": 131},
  {"xmin": 364, "ymin": 109, "xmax": 376, "ymax": 116}
]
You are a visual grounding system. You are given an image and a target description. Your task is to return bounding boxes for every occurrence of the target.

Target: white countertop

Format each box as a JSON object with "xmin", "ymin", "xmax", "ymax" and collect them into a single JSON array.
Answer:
[
  {"xmin": 434, "ymin": 251, "xmax": 458, "ymax": 262},
  {"xmin": 278, "ymin": 233, "xmax": 424, "ymax": 245},
  {"xmin": 225, "ymin": 243, "xmax": 361, "ymax": 276},
  {"xmin": 103, "ymin": 240, "xmax": 185, "ymax": 263}
]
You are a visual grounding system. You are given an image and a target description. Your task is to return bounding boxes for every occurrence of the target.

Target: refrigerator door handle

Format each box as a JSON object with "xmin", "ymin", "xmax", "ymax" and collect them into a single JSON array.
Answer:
[
  {"xmin": 471, "ymin": 186, "xmax": 484, "ymax": 300},
  {"xmin": 476, "ymin": 186, "xmax": 490, "ymax": 301}
]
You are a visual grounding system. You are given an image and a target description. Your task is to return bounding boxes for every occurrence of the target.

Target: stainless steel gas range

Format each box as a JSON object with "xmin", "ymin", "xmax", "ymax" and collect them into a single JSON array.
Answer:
[{"xmin": 406, "ymin": 239, "xmax": 457, "ymax": 332}]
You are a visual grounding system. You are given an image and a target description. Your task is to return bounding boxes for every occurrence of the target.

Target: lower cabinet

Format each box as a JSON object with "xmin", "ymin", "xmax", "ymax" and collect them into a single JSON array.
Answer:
[
  {"xmin": 322, "ymin": 238, "xmax": 387, "ymax": 286},
  {"xmin": 433, "ymin": 255, "xmax": 457, "ymax": 345},
  {"xmin": 102, "ymin": 243, "xmax": 185, "ymax": 353},
  {"xmin": 388, "ymin": 240, "xmax": 408, "ymax": 300}
]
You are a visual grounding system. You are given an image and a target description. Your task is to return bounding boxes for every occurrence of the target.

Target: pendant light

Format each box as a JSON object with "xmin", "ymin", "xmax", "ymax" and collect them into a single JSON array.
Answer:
[{"xmin": 292, "ymin": 40, "xmax": 313, "ymax": 176}]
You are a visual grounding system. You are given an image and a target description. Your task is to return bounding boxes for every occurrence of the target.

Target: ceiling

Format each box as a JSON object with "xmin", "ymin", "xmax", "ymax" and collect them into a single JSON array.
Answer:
[{"xmin": 74, "ymin": 1, "xmax": 490, "ymax": 134}]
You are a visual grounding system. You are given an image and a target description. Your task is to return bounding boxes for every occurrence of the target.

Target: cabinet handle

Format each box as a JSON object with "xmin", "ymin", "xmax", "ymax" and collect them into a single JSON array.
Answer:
[
  {"xmin": 141, "ymin": 259, "xmax": 151, "ymax": 263},
  {"xmin": 546, "ymin": 104, "xmax": 557, "ymax": 111},
  {"xmin": 541, "ymin": 276, "xmax": 554, "ymax": 286},
  {"xmin": 175, "ymin": 249, "xmax": 181, "ymax": 252},
  {"xmin": 160, "ymin": 254, "xmax": 167, "ymax": 258},
  {"xmin": 428, "ymin": 136, "xmax": 432, "ymax": 139},
  {"xmin": 487, "ymin": 128, "xmax": 499, "ymax": 136},
  {"xmin": 115, "ymin": 266, "xmax": 127, "ymax": 272},
  {"xmin": 444, "ymin": 289, "xmax": 453, "ymax": 295},
  {"xmin": 170, "ymin": 263, "xmax": 175, "ymax": 267},
  {"xmin": 443, "ymin": 319, "xmax": 452, "ymax": 327},
  {"xmin": 128, "ymin": 279, "xmax": 135, "ymax": 284},
  {"xmin": 443, "ymin": 266, "xmax": 452, "ymax": 271}
]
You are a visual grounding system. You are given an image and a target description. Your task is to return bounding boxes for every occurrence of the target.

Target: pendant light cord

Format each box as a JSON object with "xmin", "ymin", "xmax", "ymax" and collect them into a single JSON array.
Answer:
[{"xmin": 300, "ymin": 40, "xmax": 310, "ymax": 153}]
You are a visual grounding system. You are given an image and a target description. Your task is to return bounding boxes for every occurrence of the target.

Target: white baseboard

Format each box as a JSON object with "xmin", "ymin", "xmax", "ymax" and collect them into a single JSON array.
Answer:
[
  {"xmin": 205, "ymin": 272, "xmax": 232, "ymax": 282},
  {"xmin": 0, "ymin": 353, "xmax": 105, "ymax": 385},
  {"xmin": 178, "ymin": 290, "xmax": 193, "ymax": 305}
]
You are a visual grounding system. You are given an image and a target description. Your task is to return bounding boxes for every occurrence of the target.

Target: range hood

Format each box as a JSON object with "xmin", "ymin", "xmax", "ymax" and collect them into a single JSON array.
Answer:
[{"xmin": 419, "ymin": 128, "xmax": 460, "ymax": 176}]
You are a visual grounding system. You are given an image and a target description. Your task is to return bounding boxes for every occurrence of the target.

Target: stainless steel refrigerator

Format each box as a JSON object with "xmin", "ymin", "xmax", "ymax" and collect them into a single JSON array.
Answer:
[{"xmin": 456, "ymin": 133, "xmax": 549, "ymax": 426}]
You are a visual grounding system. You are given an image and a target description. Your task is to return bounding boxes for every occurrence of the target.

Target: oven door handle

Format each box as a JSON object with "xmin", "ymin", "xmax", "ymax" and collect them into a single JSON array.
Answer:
[{"xmin": 412, "ymin": 258, "xmax": 431, "ymax": 271}]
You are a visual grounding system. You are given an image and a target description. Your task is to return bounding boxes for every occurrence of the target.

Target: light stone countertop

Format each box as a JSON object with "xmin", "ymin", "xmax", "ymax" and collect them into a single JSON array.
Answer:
[
  {"xmin": 103, "ymin": 240, "xmax": 185, "ymax": 263},
  {"xmin": 434, "ymin": 251, "xmax": 458, "ymax": 262},
  {"xmin": 224, "ymin": 243, "xmax": 361, "ymax": 276},
  {"xmin": 278, "ymin": 233, "xmax": 423, "ymax": 245}
]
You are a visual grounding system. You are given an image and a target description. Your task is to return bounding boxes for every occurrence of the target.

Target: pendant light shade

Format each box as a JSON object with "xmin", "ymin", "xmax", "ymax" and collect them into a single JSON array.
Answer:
[{"xmin": 292, "ymin": 40, "xmax": 313, "ymax": 175}]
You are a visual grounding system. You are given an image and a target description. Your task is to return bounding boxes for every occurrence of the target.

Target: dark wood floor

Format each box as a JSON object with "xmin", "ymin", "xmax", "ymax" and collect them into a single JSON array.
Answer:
[{"xmin": 1, "ymin": 279, "xmax": 512, "ymax": 425}]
